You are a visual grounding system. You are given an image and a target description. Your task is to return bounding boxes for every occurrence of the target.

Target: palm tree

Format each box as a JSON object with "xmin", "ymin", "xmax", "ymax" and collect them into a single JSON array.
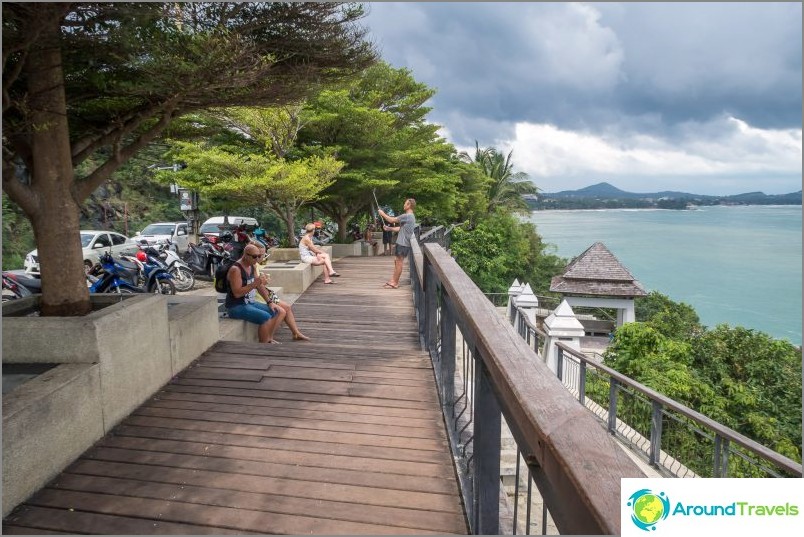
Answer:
[{"xmin": 459, "ymin": 142, "xmax": 538, "ymax": 214}]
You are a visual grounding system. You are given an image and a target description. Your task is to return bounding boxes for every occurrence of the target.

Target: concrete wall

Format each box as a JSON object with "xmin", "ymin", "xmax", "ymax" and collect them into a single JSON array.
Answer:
[
  {"xmin": 166, "ymin": 295, "xmax": 219, "ymax": 374},
  {"xmin": 330, "ymin": 242, "xmax": 362, "ymax": 258},
  {"xmin": 2, "ymin": 363, "xmax": 103, "ymax": 517},
  {"xmin": 1, "ymin": 294, "xmax": 219, "ymax": 517},
  {"xmin": 219, "ymin": 318, "xmax": 260, "ymax": 342},
  {"xmin": 268, "ymin": 245, "xmax": 333, "ymax": 261}
]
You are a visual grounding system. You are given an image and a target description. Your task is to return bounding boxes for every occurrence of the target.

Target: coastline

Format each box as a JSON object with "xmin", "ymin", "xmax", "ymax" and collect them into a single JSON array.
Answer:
[{"xmin": 530, "ymin": 203, "xmax": 802, "ymax": 212}]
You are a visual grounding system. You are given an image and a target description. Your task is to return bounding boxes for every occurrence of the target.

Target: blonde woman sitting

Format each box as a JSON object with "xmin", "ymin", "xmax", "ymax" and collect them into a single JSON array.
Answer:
[{"xmin": 298, "ymin": 223, "xmax": 339, "ymax": 284}]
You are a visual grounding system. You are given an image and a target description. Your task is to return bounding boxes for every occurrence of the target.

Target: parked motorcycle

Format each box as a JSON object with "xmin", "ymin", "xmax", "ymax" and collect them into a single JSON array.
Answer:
[
  {"xmin": 348, "ymin": 222, "xmax": 363, "ymax": 242},
  {"xmin": 129, "ymin": 248, "xmax": 177, "ymax": 295},
  {"xmin": 88, "ymin": 252, "xmax": 147, "ymax": 294},
  {"xmin": 253, "ymin": 227, "xmax": 279, "ymax": 249},
  {"xmin": 2, "ymin": 271, "xmax": 35, "ymax": 301},
  {"xmin": 183, "ymin": 238, "xmax": 228, "ymax": 279},
  {"xmin": 142, "ymin": 239, "xmax": 194, "ymax": 292}
]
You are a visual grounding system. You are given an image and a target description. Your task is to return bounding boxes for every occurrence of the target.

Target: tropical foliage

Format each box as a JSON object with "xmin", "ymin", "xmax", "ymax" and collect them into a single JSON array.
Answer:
[
  {"xmin": 449, "ymin": 210, "xmax": 566, "ymax": 295},
  {"xmin": 600, "ymin": 297, "xmax": 802, "ymax": 470},
  {"xmin": 296, "ymin": 62, "xmax": 467, "ymax": 238},
  {"xmin": 2, "ymin": 2, "xmax": 376, "ymax": 315},
  {"xmin": 459, "ymin": 142, "xmax": 538, "ymax": 214},
  {"xmin": 159, "ymin": 109, "xmax": 343, "ymax": 245}
]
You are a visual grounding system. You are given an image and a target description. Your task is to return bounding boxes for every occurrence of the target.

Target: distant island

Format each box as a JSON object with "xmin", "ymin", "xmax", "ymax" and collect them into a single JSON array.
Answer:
[{"xmin": 527, "ymin": 182, "xmax": 803, "ymax": 210}]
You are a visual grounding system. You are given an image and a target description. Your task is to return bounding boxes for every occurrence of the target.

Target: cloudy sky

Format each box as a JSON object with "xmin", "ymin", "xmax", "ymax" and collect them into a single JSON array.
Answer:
[{"xmin": 363, "ymin": 2, "xmax": 802, "ymax": 195}]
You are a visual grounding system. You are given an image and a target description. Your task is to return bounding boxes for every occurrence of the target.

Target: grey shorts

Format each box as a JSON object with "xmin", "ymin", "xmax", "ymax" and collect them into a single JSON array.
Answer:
[{"xmin": 394, "ymin": 244, "xmax": 411, "ymax": 258}]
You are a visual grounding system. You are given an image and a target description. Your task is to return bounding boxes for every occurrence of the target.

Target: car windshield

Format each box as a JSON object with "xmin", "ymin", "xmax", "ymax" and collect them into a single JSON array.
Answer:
[
  {"xmin": 200, "ymin": 223, "xmax": 228, "ymax": 234},
  {"xmin": 80, "ymin": 233, "xmax": 96, "ymax": 247},
  {"xmin": 141, "ymin": 224, "xmax": 174, "ymax": 235}
]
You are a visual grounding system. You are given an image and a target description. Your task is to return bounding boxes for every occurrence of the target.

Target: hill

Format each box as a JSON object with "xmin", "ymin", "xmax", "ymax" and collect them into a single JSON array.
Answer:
[{"xmin": 531, "ymin": 182, "xmax": 802, "ymax": 210}]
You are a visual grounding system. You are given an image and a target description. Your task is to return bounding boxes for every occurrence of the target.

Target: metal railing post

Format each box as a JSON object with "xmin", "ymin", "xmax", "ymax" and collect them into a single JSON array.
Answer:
[
  {"xmin": 556, "ymin": 346, "xmax": 564, "ymax": 383},
  {"xmin": 424, "ymin": 260, "xmax": 438, "ymax": 353},
  {"xmin": 649, "ymin": 401, "xmax": 663, "ymax": 466},
  {"xmin": 440, "ymin": 298, "xmax": 456, "ymax": 416},
  {"xmin": 608, "ymin": 380, "xmax": 619, "ymax": 434},
  {"xmin": 579, "ymin": 361, "xmax": 587, "ymax": 406},
  {"xmin": 473, "ymin": 357, "xmax": 501, "ymax": 535}
]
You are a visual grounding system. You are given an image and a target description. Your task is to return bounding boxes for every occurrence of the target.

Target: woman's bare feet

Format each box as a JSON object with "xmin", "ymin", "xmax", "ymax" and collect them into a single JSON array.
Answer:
[{"xmin": 293, "ymin": 333, "xmax": 310, "ymax": 341}]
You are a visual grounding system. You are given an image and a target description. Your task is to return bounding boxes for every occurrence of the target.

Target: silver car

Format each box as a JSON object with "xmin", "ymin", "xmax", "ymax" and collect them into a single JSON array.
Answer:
[
  {"xmin": 134, "ymin": 222, "xmax": 191, "ymax": 254},
  {"xmin": 24, "ymin": 230, "xmax": 139, "ymax": 275}
]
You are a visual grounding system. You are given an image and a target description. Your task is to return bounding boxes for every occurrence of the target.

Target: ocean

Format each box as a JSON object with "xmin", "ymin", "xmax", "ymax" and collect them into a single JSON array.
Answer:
[{"xmin": 527, "ymin": 205, "xmax": 802, "ymax": 345}]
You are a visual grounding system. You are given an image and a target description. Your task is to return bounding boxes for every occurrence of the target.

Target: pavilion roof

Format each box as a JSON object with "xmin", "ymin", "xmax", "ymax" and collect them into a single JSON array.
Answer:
[{"xmin": 549, "ymin": 242, "xmax": 647, "ymax": 297}]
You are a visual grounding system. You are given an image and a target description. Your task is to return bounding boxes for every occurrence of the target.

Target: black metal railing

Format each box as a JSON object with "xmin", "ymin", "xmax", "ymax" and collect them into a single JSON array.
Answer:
[
  {"xmin": 553, "ymin": 342, "xmax": 802, "ymax": 479},
  {"xmin": 409, "ymin": 236, "xmax": 644, "ymax": 535},
  {"xmin": 501, "ymin": 295, "xmax": 802, "ymax": 480}
]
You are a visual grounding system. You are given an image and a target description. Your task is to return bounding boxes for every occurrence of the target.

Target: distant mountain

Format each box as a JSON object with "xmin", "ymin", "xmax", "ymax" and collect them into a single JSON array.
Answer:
[
  {"xmin": 532, "ymin": 182, "xmax": 801, "ymax": 210},
  {"xmin": 545, "ymin": 182, "xmax": 720, "ymax": 200}
]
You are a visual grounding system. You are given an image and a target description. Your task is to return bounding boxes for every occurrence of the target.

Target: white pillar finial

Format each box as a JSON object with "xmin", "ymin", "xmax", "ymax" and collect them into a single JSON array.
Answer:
[{"xmin": 542, "ymin": 299, "xmax": 585, "ymax": 375}]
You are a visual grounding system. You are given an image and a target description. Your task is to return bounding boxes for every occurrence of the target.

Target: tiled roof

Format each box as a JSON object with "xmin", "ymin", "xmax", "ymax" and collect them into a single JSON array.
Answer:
[{"xmin": 550, "ymin": 242, "xmax": 647, "ymax": 297}]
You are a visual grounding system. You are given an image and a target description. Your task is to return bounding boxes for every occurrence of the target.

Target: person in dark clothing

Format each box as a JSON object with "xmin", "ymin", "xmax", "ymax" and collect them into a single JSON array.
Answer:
[
  {"xmin": 381, "ymin": 208, "xmax": 398, "ymax": 255},
  {"xmin": 225, "ymin": 243, "xmax": 285, "ymax": 344}
]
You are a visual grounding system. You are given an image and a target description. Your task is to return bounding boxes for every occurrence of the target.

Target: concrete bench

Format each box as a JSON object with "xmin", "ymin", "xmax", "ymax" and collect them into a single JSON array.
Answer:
[
  {"xmin": 267, "ymin": 245, "xmax": 332, "ymax": 262},
  {"xmin": 260, "ymin": 261, "xmax": 322, "ymax": 294},
  {"xmin": 2, "ymin": 294, "xmax": 219, "ymax": 517}
]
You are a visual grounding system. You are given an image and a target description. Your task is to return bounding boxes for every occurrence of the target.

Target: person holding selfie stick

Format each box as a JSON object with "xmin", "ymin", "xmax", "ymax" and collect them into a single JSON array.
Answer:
[{"xmin": 377, "ymin": 198, "xmax": 416, "ymax": 289}]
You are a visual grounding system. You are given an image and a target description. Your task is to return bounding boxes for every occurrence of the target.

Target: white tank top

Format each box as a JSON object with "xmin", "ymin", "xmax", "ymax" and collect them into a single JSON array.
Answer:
[{"xmin": 299, "ymin": 238, "xmax": 314, "ymax": 259}]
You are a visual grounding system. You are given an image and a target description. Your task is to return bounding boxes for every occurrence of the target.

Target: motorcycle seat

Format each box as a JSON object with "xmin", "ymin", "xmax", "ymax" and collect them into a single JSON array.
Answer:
[{"xmin": 116, "ymin": 258, "xmax": 140, "ymax": 270}]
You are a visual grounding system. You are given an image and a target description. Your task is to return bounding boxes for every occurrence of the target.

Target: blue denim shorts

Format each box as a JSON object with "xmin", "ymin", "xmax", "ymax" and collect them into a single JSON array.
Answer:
[{"xmin": 227, "ymin": 302, "xmax": 276, "ymax": 324}]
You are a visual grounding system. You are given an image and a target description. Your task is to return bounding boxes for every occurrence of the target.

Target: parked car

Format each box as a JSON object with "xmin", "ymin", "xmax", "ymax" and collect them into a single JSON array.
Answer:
[
  {"xmin": 134, "ymin": 222, "xmax": 191, "ymax": 254},
  {"xmin": 24, "ymin": 230, "xmax": 139, "ymax": 276},
  {"xmin": 199, "ymin": 216, "xmax": 258, "ymax": 237}
]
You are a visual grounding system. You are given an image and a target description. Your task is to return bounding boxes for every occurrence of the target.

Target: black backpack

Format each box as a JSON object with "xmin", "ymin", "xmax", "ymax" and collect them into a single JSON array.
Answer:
[{"xmin": 214, "ymin": 259, "xmax": 242, "ymax": 294}]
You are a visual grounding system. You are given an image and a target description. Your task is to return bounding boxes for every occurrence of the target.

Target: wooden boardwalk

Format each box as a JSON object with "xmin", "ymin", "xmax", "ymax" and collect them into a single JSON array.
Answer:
[{"xmin": 2, "ymin": 257, "xmax": 468, "ymax": 535}]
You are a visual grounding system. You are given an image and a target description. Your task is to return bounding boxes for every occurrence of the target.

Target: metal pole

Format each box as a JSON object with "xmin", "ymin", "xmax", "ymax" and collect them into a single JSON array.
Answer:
[{"xmin": 473, "ymin": 357, "xmax": 501, "ymax": 535}]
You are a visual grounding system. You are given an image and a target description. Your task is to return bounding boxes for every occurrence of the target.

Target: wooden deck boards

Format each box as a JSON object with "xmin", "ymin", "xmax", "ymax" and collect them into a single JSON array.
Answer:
[{"xmin": 3, "ymin": 257, "xmax": 468, "ymax": 535}]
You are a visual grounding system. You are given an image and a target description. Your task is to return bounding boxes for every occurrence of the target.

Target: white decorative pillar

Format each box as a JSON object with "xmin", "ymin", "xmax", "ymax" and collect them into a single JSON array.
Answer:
[
  {"xmin": 507, "ymin": 279, "xmax": 522, "ymax": 323},
  {"xmin": 542, "ymin": 300, "xmax": 585, "ymax": 376},
  {"xmin": 516, "ymin": 283, "xmax": 539, "ymax": 327}
]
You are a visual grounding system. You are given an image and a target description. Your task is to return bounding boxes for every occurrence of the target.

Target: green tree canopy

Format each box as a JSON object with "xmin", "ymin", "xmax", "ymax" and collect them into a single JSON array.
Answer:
[
  {"xmin": 162, "ymin": 137, "xmax": 342, "ymax": 245},
  {"xmin": 604, "ymin": 318, "xmax": 802, "ymax": 464},
  {"xmin": 296, "ymin": 62, "xmax": 466, "ymax": 238},
  {"xmin": 2, "ymin": 2, "xmax": 375, "ymax": 315},
  {"xmin": 449, "ymin": 210, "xmax": 566, "ymax": 294},
  {"xmin": 635, "ymin": 291, "xmax": 704, "ymax": 340}
]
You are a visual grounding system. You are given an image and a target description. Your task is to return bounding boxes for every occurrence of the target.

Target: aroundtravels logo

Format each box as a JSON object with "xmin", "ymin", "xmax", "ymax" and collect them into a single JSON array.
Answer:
[
  {"xmin": 622, "ymin": 479, "xmax": 802, "ymax": 536},
  {"xmin": 627, "ymin": 489, "xmax": 671, "ymax": 531}
]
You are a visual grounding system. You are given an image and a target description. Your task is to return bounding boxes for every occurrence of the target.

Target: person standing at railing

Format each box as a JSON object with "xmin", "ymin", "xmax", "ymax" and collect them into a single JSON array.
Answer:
[{"xmin": 378, "ymin": 198, "xmax": 416, "ymax": 289}]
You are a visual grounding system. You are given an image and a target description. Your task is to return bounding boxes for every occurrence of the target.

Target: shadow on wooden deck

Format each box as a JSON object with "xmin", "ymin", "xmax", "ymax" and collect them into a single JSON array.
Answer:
[{"xmin": 3, "ymin": 257, "xmax": 468, "ymax": 535}]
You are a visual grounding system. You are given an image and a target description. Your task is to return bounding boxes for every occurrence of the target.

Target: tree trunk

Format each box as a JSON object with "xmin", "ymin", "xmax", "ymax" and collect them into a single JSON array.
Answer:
[
  {"xmin": 335, "ymin": 213, "xmax": 348, "ymax": 243},
  {"xmin": 26, "ymin": 16, "xmax": 91, "ymax": 316},
  {"xmin": 269, "ymin": 203, "xmax": 297, "ymax": 247}
]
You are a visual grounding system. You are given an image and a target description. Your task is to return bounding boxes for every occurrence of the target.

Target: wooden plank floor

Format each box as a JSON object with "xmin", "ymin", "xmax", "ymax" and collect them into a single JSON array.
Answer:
[{"xmin": 3, "ymin": 257, "xmax": 468, "ymax": 535}]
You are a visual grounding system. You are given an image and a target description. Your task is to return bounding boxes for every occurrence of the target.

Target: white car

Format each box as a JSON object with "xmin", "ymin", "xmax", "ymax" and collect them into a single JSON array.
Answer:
[
  {"xmin": 199, "ymin": 216, "xmax": 258, "ymax": 237},
  {"xmin": 24, "ymin": 230, "xmax": 139, "ymax": 275},
  {"xmin": 134, "ymin": 222, "xmax": 191, "ymax": 254}
]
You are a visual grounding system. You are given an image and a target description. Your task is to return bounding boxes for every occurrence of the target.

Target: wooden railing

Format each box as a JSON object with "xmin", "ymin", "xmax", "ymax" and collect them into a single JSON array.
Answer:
[{"xmin": 409, "ymin": 237, "xmax": 646, "ymax": 535}]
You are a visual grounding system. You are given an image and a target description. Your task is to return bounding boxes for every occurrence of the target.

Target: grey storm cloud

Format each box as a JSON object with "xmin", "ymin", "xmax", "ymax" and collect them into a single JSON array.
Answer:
[{"xmin": 364, "ymin": 2, "xmax": 803, "ymax": 145}]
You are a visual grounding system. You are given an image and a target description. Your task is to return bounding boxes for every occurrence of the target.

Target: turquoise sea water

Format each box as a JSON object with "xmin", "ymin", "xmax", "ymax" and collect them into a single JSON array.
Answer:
[{"xmin": 528, "ymin": 205, "xmax": 802, "ymax": 345}]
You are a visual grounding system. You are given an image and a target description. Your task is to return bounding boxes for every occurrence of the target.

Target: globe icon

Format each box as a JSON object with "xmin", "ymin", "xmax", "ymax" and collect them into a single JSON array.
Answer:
[{"xmin": 633, "ymin": 493, "xmax": 664, "ymax": 525}]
